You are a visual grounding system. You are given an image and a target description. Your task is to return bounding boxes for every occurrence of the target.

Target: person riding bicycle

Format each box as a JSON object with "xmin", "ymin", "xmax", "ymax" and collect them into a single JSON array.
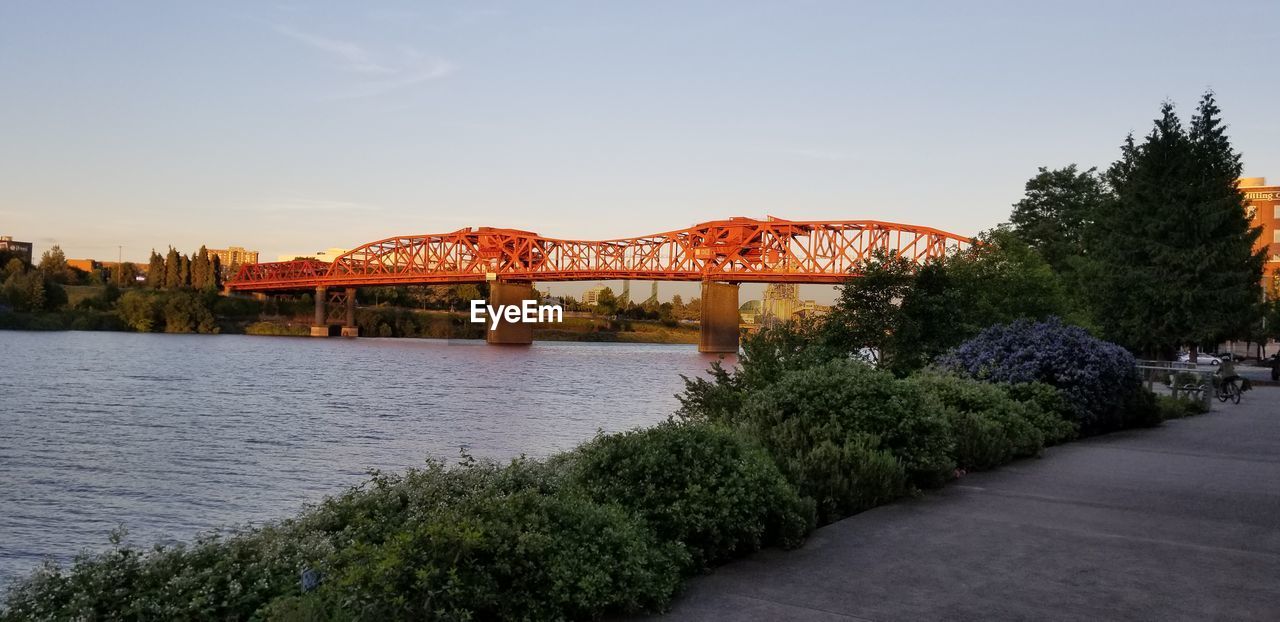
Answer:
[{"xmin": 1216, "ymin": 358, "xmax": 1243, "ymax": 394}]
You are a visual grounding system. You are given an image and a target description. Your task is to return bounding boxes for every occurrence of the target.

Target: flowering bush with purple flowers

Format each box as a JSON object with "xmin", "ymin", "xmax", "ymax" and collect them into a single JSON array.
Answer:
[{"xmin": 940, "ymin": 317, "xmax": 1157, "ymax": 434}]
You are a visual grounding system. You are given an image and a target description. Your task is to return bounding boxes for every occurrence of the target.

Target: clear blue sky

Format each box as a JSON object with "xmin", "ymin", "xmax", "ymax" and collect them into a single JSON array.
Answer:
[{"xmin": 2, "ymin": 1, "xmax": 1277, "ymax": 300}]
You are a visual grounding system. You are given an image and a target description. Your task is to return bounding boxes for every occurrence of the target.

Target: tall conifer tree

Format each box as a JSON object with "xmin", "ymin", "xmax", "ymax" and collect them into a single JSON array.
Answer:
[
  {"xmin": 1088, "ymin": 94, "xmax": 1264, "ymax": 356},
  {"xmin": 1186, "ymin": 92, "xmax": 1265, "ymax": 345},
  {"xmin": 164, "ymin": 247, "xmax": 181, "ymax": 290},
  {"xmin": 146, "ymin": 250, "xmax": 165, "ymax": 289}
]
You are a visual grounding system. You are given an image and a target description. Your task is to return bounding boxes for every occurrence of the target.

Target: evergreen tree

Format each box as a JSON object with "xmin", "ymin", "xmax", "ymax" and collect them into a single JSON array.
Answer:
[
  {"xmin": 1087, "ymin": 94, "xmax": 1264, "ymax": 356},
  {"xmin": 178, "ymin": 253, "xmax": 192, "ymax": 289},
  {"xmin": 146, "ymin": 250, "xmax": 165, "ymax": 289},
  {"xmin": 164, "ymin": 247, "xmax": 181, "ymax": 289},
  {"xmin": 191, "ymin": 246, "xmax": 211, "ymax": 290},
  {"xmin": 1186, "ymin": 91, "xmax": 1266, "ymax": 345},
  {"xmin": 1089, "ymin": 102, "xmax": 1194, "ymax": 356},
  {"xmin": 210, "ymin": 255, "xmax": 223, "ymax": 291}
]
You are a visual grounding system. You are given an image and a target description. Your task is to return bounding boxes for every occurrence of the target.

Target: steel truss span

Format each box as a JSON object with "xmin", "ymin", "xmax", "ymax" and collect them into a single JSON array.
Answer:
[{"xmin": 228, "ymin": 217, "xmax": 972, "ymax": 292}]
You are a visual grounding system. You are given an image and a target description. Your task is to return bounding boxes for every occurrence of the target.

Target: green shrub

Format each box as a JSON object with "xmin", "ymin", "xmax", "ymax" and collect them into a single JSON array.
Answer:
[
  {"xmin": 2, "ymin": 458, "xmax": 681, "ymax": 621},
  {"xmin": 1119, "ymin": 386, "xmax": 1163, "ymax": 429},
  {"xmin": 1001, "ymin": 381, "xmax": 1078, "ymax": 445},
  {"xmin": 308, "ymin": 487, "xmax": 681, "ymax": 621},
  {"xmin": 710, "ymin": 360, "xmax": 952, "ymax": 522},
  {"xmin": 907, "ymin": 372, "xmax": 1071, "ymax": 471},
  {"xmin": 1155, "ymin": 393, "xmax": 1208, "ymax": 420},
  {"xmin": 161, "ymin": 291, "xmax": 218, "ymax": 334},
  {"xmin": 116, "ymin": 290, "xmax": 162, "ymax": 332},
  {"xmin": 569, "ymin": 421, "xmax": 813, "ymax": 572},
  {"xmin": 1, "ymin": 525, "xmax": 330, "ymax": 621}
]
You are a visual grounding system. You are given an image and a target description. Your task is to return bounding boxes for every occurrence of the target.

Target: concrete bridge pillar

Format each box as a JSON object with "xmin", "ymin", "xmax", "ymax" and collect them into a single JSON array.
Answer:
[
  {"xmin": 311, "ymin": 286, "xmax": 329, "ymax": 337},
  {"xmin": 699, "ymin": 281, "xmax": 740, "ymax": 354},
  {"xmin": 341, "ymin": 287, "xmax": 359, "ymax": 337},
  {"xmin": 486, "ymin": 280, "xmax": 534, "ymax": 346}
]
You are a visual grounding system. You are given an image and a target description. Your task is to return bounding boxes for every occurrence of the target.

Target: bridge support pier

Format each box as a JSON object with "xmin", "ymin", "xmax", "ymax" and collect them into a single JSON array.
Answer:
[
  {"xmin": 486, "ymin": 280, "xmax": 534, "ymax": 346},
  {"xmin": 311, "ymin": 286, "xmax": 330, "ymax": 337},
  {"xmin": 340, "ymin": 287, "xmax": 359, "ymax": 337},
  {"xmin": 699, "ymin": 281, "xmax": 740, "ymax": 354}
]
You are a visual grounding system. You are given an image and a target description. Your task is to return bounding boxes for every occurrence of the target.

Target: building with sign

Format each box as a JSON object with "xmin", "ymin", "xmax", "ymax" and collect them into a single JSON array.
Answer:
[
  {"xmin": 0, "ymin": 236, "xmax": 33, "ymax": 265},
  {"xmin": 1241, "ymin": 177, "xmax": 1280, "ymax": 293}
]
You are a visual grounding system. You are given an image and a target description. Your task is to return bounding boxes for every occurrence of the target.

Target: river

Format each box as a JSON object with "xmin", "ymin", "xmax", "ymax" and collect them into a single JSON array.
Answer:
[{"xmin": 0, "ymin": 331, "xmax": 732, "ymax": 588}]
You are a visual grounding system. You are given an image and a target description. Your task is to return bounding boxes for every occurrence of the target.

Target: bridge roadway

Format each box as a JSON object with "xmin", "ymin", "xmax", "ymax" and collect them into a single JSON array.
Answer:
[
  {"xmin": 654, "ymin": 387, "xmax": 1280, "ymax": 621},
  {"xmin": 227, "ymin": 217, "xmax": 972, "ymax": 352}
]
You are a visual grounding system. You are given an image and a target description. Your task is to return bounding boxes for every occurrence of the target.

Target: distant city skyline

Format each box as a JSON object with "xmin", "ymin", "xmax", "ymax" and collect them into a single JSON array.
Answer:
[{"xmin": 3, "ymin": 1, "xmax": 1278, "ymax": 302}]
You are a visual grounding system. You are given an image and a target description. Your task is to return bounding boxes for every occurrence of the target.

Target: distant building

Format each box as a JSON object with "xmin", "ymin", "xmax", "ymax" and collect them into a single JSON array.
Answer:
[
  {"xmin": 208, "ymin": 246, "xmax": 260, "ymax": 276},
  {"xmin": 581, "ymin": 285, "xmax": 607, "ymax": 306},
  {"xmin": 745, "ymin": 284, "xmax": 830, "ymax": 325},
  {"xmin": 276, "ymin": 247, "xmax": 349, "ymax": 263},
  {"xmin": 0, "ymin": 236, "xmax": 33, "ymax": 264},
  {"xmin": 1242, "ymin": 177, "xmax": 1280, "ymax": 291}
]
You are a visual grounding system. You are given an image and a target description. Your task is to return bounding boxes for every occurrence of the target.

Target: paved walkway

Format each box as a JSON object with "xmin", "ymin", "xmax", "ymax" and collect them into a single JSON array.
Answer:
[{"xmin": 659, "ymin": 388, "xmax": 1280, "ymax": 621}]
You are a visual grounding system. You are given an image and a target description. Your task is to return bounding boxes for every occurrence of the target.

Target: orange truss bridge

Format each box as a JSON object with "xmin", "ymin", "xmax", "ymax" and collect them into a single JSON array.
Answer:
[
  {"xmin": 227, "ymin": 217, "xmax": 971, "ymax": 352},
  {"xmin": 227, "ymin": 217, "xmax": 972, "ymax": 292}
]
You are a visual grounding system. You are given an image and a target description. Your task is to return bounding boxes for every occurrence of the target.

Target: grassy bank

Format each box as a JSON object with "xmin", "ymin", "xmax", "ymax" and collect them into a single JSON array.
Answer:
[
  {"xmin": 0, "ymin": 318, "xmax": 1209, "ymax": 621},
  {"xmin": 2, "ymin": 290, "xmax": 701, "ymax": 344}
]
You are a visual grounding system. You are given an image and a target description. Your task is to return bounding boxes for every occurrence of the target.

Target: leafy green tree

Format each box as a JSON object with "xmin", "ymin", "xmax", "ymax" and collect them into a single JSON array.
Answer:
[
  {"xmin": 946, "ymin": 229, "xmax": 1076, "ymax": 333},
  {"xmin": 1, "ymin": 266, "xmax": 66, "ymax": 311},
  {"xmin": 118, "ymin": 290, "xmax": 160, "ymax": 332},
  {"xmin": 821, "ymin": 248, "xmax": 914, "ymax": 368},
  {"xmin": 37, "ymin": 245, "xmax": 71, "ymax": 283},
  {"xmin": 1009, "ymin": 165, "xmax": 1108, "ymax": 273},
  {"xmin": 892, "ymin": 258, "xmax": 962, "ymax": 372},
  {"xmin": 162, "ymin": 291, "xmax": 218, "ymax": 333},
  {"xmin": 2, "ymin": 258, "xmax": 25, "ymax": 282},
  {"xmin": 594, "ymin": 287, "xmax": 618, "ymax": 316},
  {"xmin": 111, "ymin": 262, "xmax": 140, "ymax": 287}
]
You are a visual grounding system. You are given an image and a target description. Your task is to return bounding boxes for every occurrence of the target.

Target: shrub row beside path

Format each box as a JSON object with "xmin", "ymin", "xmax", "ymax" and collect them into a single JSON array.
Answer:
[{"xmin": 655, "ymin": 387, "xmax": 1280, "ymax": 622}]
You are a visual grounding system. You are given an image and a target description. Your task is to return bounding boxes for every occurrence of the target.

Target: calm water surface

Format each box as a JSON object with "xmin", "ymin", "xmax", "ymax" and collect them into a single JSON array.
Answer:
[{"xmin": 0, "ymin": 331, "xmax": 732, "ymax": 587}]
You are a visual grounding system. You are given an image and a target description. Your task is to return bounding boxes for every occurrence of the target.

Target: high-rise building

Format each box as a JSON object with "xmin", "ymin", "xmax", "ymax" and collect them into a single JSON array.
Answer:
[
  {"xmin": 1241, "ymin": 177, "xmax": 1280, "ymax": 292},
  {"xmin": 0, "ymin": 236, "xmax": 33, "ymax": 264},
  {"xmin": 207, "ymin": 246, "xmax": 260, "ymax": 275}
]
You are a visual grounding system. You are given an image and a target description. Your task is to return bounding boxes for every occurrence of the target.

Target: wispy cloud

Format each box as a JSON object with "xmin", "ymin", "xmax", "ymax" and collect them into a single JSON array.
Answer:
[{"xmin": 274, "ymin": 24, "xmax": 455, "ymax": 98}]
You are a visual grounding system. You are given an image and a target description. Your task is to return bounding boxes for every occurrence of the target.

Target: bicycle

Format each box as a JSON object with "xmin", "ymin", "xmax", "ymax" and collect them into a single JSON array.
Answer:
[{"xmin": 1214, "ymin": 377, "xmax": 1242, "ymax": 404}]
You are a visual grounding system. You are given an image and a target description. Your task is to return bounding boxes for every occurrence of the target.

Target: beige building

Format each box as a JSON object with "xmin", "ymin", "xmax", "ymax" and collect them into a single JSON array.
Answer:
[
  {"xmin": 208, "ymin": 246, "xmax": 259, "ymax": 275},
  {"xmin": 581, "ymin": 285, "xmax": 607, "ymax": 306}
]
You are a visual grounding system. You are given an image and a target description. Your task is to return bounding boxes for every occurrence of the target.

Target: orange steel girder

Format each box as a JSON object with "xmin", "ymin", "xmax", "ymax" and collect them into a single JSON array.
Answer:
[{"xmin": 228, "ymin": 217, "xmax": 972, "ymax": 292}]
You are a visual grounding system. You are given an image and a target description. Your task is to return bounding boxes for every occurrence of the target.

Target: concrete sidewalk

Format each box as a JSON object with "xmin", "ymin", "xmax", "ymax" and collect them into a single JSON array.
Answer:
[{"xmin": 659, "ymin": 388, "xmax": 1280, "ymax": 621}]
